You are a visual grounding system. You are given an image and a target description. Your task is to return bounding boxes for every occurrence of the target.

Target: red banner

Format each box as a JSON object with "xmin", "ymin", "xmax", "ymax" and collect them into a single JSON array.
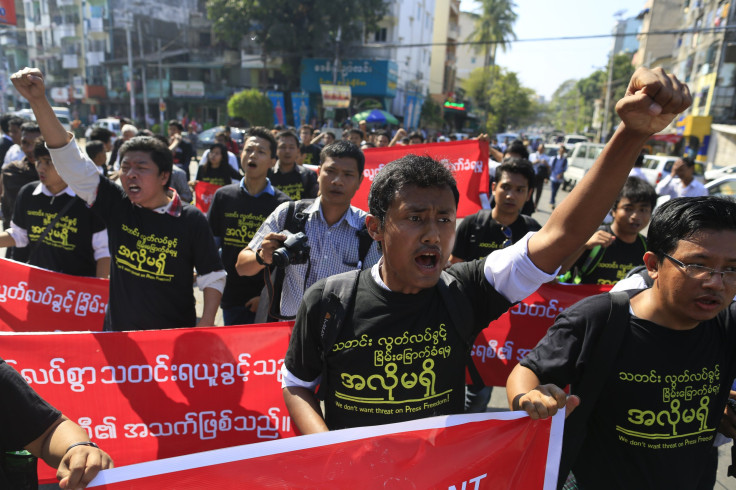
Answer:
[
  {"xmin": 0, "ymin": 258, "xmax": 107, "ymax": 332},
  {"xmin": 194, "ymin": 180, "xmax": 222, "ymax": 214},
  {"xmin": 0, "ymin": 0, "xmax": 17, "ymax": 26},
  {"xmin": 0, "ymin": 323, "xmax": 296, "ymax": 483},
  {"xmin": 89, "ymin": 411, "xmax": 564, "ymax": 489},
  {"xmin": 472, "ymin": 282, "xmax": 611, "ymax": 386},
  {"xmin": 353, "ymin": 140, "xmax": 490, "ymax": 218}
]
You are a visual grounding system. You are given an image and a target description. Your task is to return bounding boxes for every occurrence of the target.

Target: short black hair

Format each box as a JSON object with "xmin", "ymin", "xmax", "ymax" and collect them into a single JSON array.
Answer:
[
  {"xmin": 495, "ymin": 157, "xmax": 535, "ymax": 189},
  {"xmin": 89, "ymin": 127, "xmax": 113, "ymax": 143},
  {"xmin": 277, "ymin": 130, "xmax": 300, "ymax": 147},
  {"xmin": 119, "ymin": 136, "xmax": 173, "ymax": 188},
  {"xmin": 168, "ymin": 120, "xmax": 183, "ymax": 132},
  {"xmin": 375, "ymin": 129, "xmax": 390, "ymax": 140},
  {"xmin": 647, "ymin": 196, "xmax": 736, "ymax": 258},
  {"xmin": 85, "ymin": 140, "xmax": 106, "ymax": 161},
  {"xmin": 0, "ymin": 115, "xmax": 24, "ymax": 134},
  {"xmin": 504, "ymin": 139, "xmax": 529, "ymax": 159},
  {"xmin": 320, "ymin": 140, "xmax": 365, "ymax": 174},
  {"xmin": 33, "ymin": 136, "xmax": 50, "ymax": 159},
  {"xmin": 20, "ymin": 122, "xmax": 41, "ymax": 135},
  {"xmin": 408, "ymin": 131, "xmax": 424, "ymax": 143},
  {"xmin": 349, "ymin": 128, "xmax": 364, "ymax": 139},
  {"xmin": 368, "ymin": 154, "xmax": 459, "ymax": 225},
  {"xmin": 247, "ymin": 126, "xmax": 277, "ymax": 158},
  {"xmin": 680, "ymin": 156, "xmax": 695, "ymax": 168},
  {"xmin": 613, "ymin": 177, "xmax": 657, "ymax": 211}
]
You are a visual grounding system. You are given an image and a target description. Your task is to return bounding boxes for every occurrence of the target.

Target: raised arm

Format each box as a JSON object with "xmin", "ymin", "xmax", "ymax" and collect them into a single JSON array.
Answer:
[
  {"xmin": 527, "ymin": 67, "xmax": 691, "ymax": 273},
  {"xmin": 10, "ymin": 68, "xmax": 70, "ymax": 148}
]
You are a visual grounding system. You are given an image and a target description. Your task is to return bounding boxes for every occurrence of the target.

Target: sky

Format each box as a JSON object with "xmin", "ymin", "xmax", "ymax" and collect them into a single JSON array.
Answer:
[{"xmin": 459, "ymin": 0, "xmax": 651, "ymax": 100}]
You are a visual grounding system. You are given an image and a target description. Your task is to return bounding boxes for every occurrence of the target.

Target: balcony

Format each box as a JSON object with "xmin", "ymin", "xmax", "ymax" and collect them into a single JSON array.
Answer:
[
  {"xmin": 448, "ymin": 23, "xmax": 460, "ymax": 40},
  {"xmin": 56, "ymin": 23, "xmax": 78, "ymax": 40}
]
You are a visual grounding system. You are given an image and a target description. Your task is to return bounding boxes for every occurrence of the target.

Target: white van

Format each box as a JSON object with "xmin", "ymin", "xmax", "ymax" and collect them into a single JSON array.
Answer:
[
  {"xmin": 85, "ymin": 118, "xmax": 121, "ymax": 139},
  {"xmin": 562, "ymin": 142, "xmax": 606, "ymax": 189},
  {"xmin": 15, "ymin": 107, "xmax": 72, "ymax": 132}
]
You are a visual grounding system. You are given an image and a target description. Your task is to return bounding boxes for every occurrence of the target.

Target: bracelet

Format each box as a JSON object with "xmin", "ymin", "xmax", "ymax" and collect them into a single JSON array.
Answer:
[
  {"xmin": 65, "ymin": 441, "xmax": 99, "ymax": 454},
  {"xmin": 255, "ymin": 249, "xmax": 266, "ymax": 266}
]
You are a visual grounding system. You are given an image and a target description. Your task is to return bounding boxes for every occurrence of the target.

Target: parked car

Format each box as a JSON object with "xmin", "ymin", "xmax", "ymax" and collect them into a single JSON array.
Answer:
[
  {"xmin": 85, "ymin": 118, "xmax": 121, "ymax": 139},
  {"xmin": 563, "ymin": 134, "xmax": 589, "ymax": 146},
  {"xmin": 704, "ymin": 165, "xmax": 736, "ymax": 182},
  {"xmin": 15, "ymin": 107, "xmax": 72, "ymax": 132},
  {"xmin": 706, "ymin": 175, "xmax": 736, "ymax": 197},
  {"xmin": 561, "ymin": 142, "xmax": 606, "ymax": 189},
  {"xmin": 638, "ymin": 155, "xmax": 705, "ymax": 187},
  {"xmin": 196, "ymin": 126, "xmax": 247, "ymax": 154}
]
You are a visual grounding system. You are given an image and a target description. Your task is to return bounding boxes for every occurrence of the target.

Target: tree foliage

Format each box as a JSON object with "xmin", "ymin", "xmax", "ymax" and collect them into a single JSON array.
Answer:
[
  {"xmin": 464, "ymin": 66, "xmax": 535, "ymax": 134},
  {"xmin": 466, "ymin": 0, "xmax": 517, "ymax": 68},
  {"xmin": 548, "ymin": 53, "xmax": 636, "ymax": 138},
  {"xmin": 420, "ymin": 98, "xmax": 444, "ymax": 129},
  {"xmin": 207, "ymin": 0, "xmax": 388, "ymax": 90},
  {"xmin": 227, "ymin": 89, "xmax": 273, "ymax": 127}
]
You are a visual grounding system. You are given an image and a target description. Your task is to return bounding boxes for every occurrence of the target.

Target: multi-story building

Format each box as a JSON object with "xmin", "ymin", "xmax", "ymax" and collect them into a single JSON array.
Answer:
[
  {"xmin": 429, "ymin": 0, "xmax": 460, "ymax": 105},
  {"xmin": 633, "ymin": 0, "xmax": 685, "ymax": 70}
]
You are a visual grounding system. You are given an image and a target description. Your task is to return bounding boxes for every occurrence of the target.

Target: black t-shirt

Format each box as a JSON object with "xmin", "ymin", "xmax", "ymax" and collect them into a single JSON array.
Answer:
[
  {"xmin": 521, "ymin": 292, "xmax": 736, "ymax": 490},
  {"xmin": 195, "ymin": 163, "xmax": 240, "ymax": 187},
  {"xmin": 571, "ymin": 226, "xmax": 647, "ymax": 285},
  {"xmin": 285, "ymin": 260, "xmax": 512, "ymax": 430},
  {"xmin": 0, "ymin": 358, "xmax": 61, "ymax": 487},
  {"xmin": 1, "ymin": 158, "xmax": 39, "ymax": 229},
  {"xmin": 207, "ymin": 183, "xmax": 290, "ymax": 307},
  {"xmin": 452, "ymin": 211, "xmax": 541, "ymax": 261},
  {"xmin": 268, "ymin": 165, "xmax": 318, "ymax": 201},
  {"xmin": 300, "ymin": 144, "xmax": 321, "ymax": 166},
  {"xmin": 172, "ymin": 139, "xmax": 194, "ymax": 179},
  {"xmin": 13, "ymin": 182, "xmax": 106, "ymax": 277},
  {"xmin": 93, "ymin": 176, "xmax": 223, "ymax": 331}
]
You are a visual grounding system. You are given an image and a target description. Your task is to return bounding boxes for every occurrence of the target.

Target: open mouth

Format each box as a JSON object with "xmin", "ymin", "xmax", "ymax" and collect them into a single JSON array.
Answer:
[
  {"xmin": 247, "ymin": 161, "xmax": 258, "ymax": 168},
  {"xmin": 695, "ymin": 296, "xmax": 722, "ymax": 311},
  {"xmin": 127, "ymin": 184, "xmax": 141, "ymax": 195},
  {"xmin": 415, "ymin": 250, "xmax": 439, "ymax": 269}
]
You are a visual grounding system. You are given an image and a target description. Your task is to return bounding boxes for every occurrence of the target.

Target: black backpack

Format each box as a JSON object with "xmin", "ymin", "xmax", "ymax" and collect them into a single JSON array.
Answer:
[{"xmin": 255, "ymin": 200, "xmax": 373, "ymax": 322}]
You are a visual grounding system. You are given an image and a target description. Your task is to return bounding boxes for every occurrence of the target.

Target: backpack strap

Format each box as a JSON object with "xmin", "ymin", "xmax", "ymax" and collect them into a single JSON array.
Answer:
[
  {"xmin": 356, "ymin": 227, "xmax": 373, "ymax": 270},
  {"xmin": 556, "ymin": 291, "xmax": 630, "ymax": 488},
  {"xmin": 316, "ymin": 270, "xmax": 362, "ymax": 399}
]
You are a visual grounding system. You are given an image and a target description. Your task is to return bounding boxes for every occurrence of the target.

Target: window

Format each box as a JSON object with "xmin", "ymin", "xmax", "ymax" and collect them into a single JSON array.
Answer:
[{"xmin": 374, "ymin": 28, "xmax": 387, "ymax": 42}]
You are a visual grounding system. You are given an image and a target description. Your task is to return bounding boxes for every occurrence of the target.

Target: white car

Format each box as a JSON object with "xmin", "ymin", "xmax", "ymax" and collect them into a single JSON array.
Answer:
[
  {"xmin": 705, "ymin": 175, "xmax": 736, "ymax": 197},
  {"xmin": 85, "ymin": 118, "xmax": 121, "ymax": 139},
  {"xmin": 704, "ymin": 165, "xmax": 736, "ymax": 182},
  {"xmin": 637, "ymin": 155, "xmax": 705, "ymax": 187}
]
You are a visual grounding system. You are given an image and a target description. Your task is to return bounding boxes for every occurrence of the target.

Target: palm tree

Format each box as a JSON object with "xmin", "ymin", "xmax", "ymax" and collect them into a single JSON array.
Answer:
[{"xmin": 466, "ymin": 0, "xmax": 518, "ymax": 129}]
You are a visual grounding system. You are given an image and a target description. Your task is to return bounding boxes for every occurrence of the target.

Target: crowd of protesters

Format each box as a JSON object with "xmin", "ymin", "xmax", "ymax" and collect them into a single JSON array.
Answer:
[{"xmin": 6, "ymin": 65, "xmax": 736, "ymax": 490}]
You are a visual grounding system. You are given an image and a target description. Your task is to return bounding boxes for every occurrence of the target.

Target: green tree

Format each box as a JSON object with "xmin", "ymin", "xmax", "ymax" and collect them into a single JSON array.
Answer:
[
  {"xmin": 207, "ymin": 0, "xmax": 387, "ymax": 90},
  {"xmin": 227, "ymin": 89, "xmax": 273, "ymax": 127},
  {"xmin": 420, "ymin": 98, "xmax": 444, "ymax": 129},
  {"xmin": 464, "ymin": 66, "xmax": 534, "ymax": 134}
]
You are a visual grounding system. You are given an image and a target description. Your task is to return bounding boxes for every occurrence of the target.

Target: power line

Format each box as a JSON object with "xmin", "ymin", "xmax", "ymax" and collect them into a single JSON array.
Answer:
[{"xmin": 361, "ymin": 25, "xmax": 736, "ymax": 50}]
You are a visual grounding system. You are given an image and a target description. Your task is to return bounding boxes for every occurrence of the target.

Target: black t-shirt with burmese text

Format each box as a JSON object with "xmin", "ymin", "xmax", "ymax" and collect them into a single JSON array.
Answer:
[
  {"xmin": 521, "ymin": 292, "xmax": 736, "ymax": 490},
  {"xmin": 93, "ymin": 176, "xmax": 223, "ymax": 331},
  {"xmin": 195, "ymin": 163, "xmax": 241, "ymax": 187},
  {"xmin": 452, "ymin": 211, "xmax": 541, "ymax": 261},
  {"xmin": 285, "ymin": 260, "xmax": 512, "ymax": 430},
  {"xmin": 13, "ymin": 181, "xmax": 105, "ymax": 276},
  {"xmin": 268, "ymin": 165, "xmax": 318, "ymax": 201},
  {"xmin": 207, "ymin": 183, "xmax": 290, "ymax": 307}
]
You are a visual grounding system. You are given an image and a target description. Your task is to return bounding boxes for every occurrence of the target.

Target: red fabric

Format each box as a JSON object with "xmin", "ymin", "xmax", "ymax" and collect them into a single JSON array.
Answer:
[
  {"xmin": 194, "ymin": 180, "xmax": 222, "ymax": 214},
  {"xmin": 0, "ymin": 258, "xmax": 107, "ymax": 332},
  {"xmin": 354, "ymin": 140, "xmax": 490, "ymax": 218},
  {"xmin": 0, "ymin": 0, "xmax": 17, "ymax": 25}
]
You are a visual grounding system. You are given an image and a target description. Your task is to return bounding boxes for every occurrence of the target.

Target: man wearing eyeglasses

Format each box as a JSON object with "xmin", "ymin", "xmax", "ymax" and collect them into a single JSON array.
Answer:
[
  {"xmin": 449, "ymin": 158, "xmax": 540, "ymax": 265},
  {"xmin": 507, "ymin": 195, "xmax": 736, "ymax": 489}
]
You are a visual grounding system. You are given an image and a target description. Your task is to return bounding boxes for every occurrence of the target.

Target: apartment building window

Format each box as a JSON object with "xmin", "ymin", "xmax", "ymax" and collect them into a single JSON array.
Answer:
[{"xmin": 374, "ymin": 28, "xmax": 387, "ymax": 42}]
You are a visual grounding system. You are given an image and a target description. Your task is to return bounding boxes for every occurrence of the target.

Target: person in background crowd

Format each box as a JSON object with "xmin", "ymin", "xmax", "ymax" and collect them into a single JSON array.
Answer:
[
  {"xmin": 1, "ymin": 122, "xmax": 41, "ymax": 259},
  {"xmin": 374, "ymin": 130, "xmax": 390, "ymax": 148},
  {"xmin": 408, "ymin": 131, "xmax": 424, "ymax": 145},
  {"xmin": 107, "ymin": 124, "xmax": 137, "ymax": 173},
  {"xmin": 346, "ymin": 129, "xmax": 364, "ymax": 148},
  {"xmin": 629, "ymin": 151, "xmax": 648, "ymax": 181},
  {"xmin": 548, "ymin": 145, "xmax": 568, "ymax": 209},
  {"xmin": 195, "ymin": 142, "xmax": 241, "ymax": 186},
  {"xmin": 223, "ymin": 126, "xmax": 240, "ymax": 156},
  {"xmin": 559, "ymin": 176, "xmax": 657, "ymax": 285},
  {"xmin": 85, "ymin": 140, "xmax": 108, "ymax": 176},
  {"xmin": 0, "ymin": 137, "xmax": 110, "ymax": 278},
  {"xmin": 207, "ymin": 127, "xmax": 291, "ymax": 325},
  {"xmin": 299, "ymin": 125, "xmax": 322, "ymax": 166},
  {"xmin": 656, "ymin": 156, "xmax": 707, "ymax": 198},
  {"xmin": 187, "ymin": 122, "xmax": 199, "ymax": 151},
  {"xmin": 12, "ymin": 67, "xmax": 226, "ymax": 332},
  {"xmin": 0, "ymin": 115, "xmax": 24, "ymax": 166},
  {"xmin": 168, "ymin": 120, "xmax": 194, "ymax": 181},
  {"xmin": 0, "ymin": 357, "xmax": 113, "ymax": 489},
  {"xmin": 529, "ymin": 143, "xmax": 550, "ymax": 211},
  {"xmin": 268, "ymin": 130, "xmax": 318, "ymax": 201}
]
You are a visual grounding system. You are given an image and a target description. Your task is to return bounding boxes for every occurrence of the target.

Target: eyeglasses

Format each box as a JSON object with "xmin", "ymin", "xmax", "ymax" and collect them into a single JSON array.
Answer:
[
  {"xmin": 663, "ymin": 254, "xmax": 736, "ymax": 284},
  {"xmin": 501, "ymin": 226, "xmax": 512, "ymax": 248}
]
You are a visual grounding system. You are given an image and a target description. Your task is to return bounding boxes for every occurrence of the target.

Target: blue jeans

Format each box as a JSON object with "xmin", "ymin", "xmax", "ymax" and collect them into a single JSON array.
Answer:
[
  {"xmin": 549, "ymin": 180, "xmax": 562, "ymax": 205},
  {"xmin": 222, "ymin": 305, "xmax": 256, "ymax": 326}
]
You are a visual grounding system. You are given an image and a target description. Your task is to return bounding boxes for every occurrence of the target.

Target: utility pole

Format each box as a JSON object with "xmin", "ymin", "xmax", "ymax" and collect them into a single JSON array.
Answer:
[
  {"xmin": 158, "ymin": 39, "xmax": 164, "ymax": 129},
  {"xmin": 125, "ymin": 23, "xmax": 136, "ymax": 123},
  {"xmin": 137, "ymin": 20, "xmax": 149, "ymax": 128}
]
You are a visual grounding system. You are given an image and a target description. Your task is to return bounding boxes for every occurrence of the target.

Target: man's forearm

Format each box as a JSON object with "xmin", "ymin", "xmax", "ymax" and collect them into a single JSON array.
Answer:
[
  {"xmin": 0, "ymin": 232, "xmax": 16, "ymax": 248},
  {"xmin": 283, "ymin": 386, "xmax": 329, "ymax": 434},
  {"xmin": 95, "ymin": 257, "xmax": 111, "ymax": 279},
  {"xmin": 236, "ymin": 248, "xmax": 266, "ymax": 277},
  {"xmin": 197, "ymin": 287, "xmax": 222, "ymax": 327}
]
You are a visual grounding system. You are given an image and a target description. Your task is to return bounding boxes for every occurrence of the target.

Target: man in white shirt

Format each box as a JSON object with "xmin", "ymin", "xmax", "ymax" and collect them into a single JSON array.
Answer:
[{"xmin": 655, "ymin": 156, "xmax": 706, "ymax": 198}]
